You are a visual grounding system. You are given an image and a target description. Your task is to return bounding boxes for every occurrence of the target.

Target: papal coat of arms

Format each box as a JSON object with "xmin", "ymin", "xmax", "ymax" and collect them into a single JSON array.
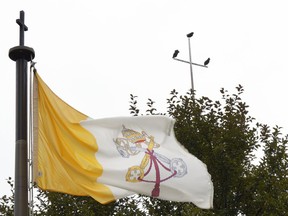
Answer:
[{"xmin": 113, "ymin": 125, "xmax": 187, "ymax": 197}]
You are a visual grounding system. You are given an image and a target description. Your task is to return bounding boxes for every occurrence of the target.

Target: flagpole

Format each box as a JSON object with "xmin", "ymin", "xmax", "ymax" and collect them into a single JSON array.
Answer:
[{"xmin": 9, "ymin": 10, "xmax": 35, "ymax": 216}]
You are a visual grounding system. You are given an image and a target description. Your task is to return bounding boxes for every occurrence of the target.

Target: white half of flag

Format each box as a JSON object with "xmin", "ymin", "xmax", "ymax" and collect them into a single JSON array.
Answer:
[{"xmin": 81, "ymin": 116, "xmax": 214, "ymax": 208}]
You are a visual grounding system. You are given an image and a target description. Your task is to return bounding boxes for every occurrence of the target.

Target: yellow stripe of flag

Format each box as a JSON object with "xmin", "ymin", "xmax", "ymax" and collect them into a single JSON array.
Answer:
[{"xmin": 33, "ymin": 72, "xmax": 115, "ymax": 203}]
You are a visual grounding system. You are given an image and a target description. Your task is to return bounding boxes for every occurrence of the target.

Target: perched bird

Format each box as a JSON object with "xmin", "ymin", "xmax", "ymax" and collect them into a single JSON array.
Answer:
[
  {"xmin": 204, "ymin": 58, "xmax": 210, "ymax": 66},
  {"xmin": 187, "ymin": 32, "xmax": 194, "ymax": 38},
  {"xmin": 172, "ymin": 50, "xmax": 179, "ymax": 58}
]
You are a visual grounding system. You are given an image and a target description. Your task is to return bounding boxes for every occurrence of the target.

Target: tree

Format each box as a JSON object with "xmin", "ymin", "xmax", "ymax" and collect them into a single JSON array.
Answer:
[
  {"xmin": 130, "ymin": 86, "xmax": 288, "ymax": 215},
  {"xmin": 166, "ymin": 86, "xmax": 259, "ymax": 215},
  {"xmin": 0, "ymin": 177, "xmax": 14, "ymax": 216},
  {"xmin": 239, "ymin": 125, "xmax": 288, "ymax": 215},
  {"xmin": 1, "ymin": 85, "xmax": 287, "ymax": 215}
]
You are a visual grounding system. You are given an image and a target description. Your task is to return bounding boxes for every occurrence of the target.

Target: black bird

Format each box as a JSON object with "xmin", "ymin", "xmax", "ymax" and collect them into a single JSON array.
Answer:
[
  {"xmin": 204, "ymin": 58, "xmax": 210, "ymax": 66},
  {"xmin": 187, "ymin": 32, "xmax": 194, "ymax": 38},
  {"xmin": 172, "ymin": 50, "xmax": 179, "ymax": 58}
]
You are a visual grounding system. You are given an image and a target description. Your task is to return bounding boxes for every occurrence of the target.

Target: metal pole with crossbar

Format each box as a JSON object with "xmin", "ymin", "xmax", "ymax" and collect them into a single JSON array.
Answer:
[
  {"xmin": 172, "ymin": 32, "xmax": 210, "ymax": 92},
  {"xmin": 9, "ymin": 10, "xmax": 35, "ymax": 216}
]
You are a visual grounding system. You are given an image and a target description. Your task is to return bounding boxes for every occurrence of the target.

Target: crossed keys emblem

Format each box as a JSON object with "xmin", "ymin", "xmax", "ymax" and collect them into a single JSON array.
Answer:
[{"xmin": 113, "ymin": 125, "xmax": 187, "ymax": 197}]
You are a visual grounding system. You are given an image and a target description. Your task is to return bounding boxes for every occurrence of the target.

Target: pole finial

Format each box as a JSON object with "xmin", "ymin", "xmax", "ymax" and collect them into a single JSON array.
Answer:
[
  {"xmin": 16, "ymin": 10, "xmax": 28, "ymax": 46},
  {"xmin": 9, "ymin": 11, "xmax": 35, "ymax": 62}
]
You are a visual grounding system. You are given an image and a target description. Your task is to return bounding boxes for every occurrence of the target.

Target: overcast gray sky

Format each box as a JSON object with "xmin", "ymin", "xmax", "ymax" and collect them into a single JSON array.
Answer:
[{"xmin": 1, "ymin": 0, "xmax": 288, "ymax": 196}]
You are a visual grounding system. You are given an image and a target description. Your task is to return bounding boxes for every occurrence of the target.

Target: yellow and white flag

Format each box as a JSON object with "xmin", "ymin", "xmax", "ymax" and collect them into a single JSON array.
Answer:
[{"xmin": 33, "ymin": 72, "xmax": 213, "ymax": 209}]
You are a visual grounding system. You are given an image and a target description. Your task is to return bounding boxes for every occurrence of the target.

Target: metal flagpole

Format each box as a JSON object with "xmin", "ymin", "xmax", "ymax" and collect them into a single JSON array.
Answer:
[
  {"xmin": 188, "ymin": 37, "xmax": 194, "ymax": 91},
  {"xmin": 9, "ymin": 10, "xmax": 35, "ymax": 216}
]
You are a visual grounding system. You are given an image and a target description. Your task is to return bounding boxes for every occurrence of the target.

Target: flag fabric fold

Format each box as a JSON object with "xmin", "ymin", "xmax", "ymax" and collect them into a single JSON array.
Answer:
[{"xmin": 33, "ymin": 72, "xmax": 213, "ymax": 209}]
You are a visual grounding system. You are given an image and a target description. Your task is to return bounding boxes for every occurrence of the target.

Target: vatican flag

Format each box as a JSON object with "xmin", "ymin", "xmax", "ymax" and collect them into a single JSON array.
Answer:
[{"xmin": 33, "ymin": 72, "xmax": 213, "ymax": 209}]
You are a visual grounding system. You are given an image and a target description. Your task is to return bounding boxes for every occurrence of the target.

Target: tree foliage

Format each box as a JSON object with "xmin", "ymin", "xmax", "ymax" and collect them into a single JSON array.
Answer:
[
  {"xmin": 0, "ymin": 177, "xmax": 14, "ymax": 216},
  {"xmin": 1, "ymin": 85, "xmax": 287, "ymax": 215}
]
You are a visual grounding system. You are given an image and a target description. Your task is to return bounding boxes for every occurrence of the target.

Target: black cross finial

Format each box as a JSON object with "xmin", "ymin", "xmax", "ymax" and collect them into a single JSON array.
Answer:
[
  {"xmin": 9, "ymin": 10, "xmax": 35, "ymax": 61},
  {"xmin": 16, "ymin": 10, "xmax": 28, "ymax": 46}
]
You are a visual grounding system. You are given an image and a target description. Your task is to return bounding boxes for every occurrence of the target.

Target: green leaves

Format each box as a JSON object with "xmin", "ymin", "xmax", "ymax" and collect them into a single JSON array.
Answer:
[{"xmin": 129, "ymin": 94, "xmax": 139, "ymax": 116}]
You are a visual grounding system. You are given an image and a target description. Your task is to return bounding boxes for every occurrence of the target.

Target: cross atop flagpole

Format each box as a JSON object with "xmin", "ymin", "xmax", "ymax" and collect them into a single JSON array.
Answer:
[
  {"xmin": 9, "ymin": 10, "xmax": 35, "ymax": 216},
  {"xmin": 172, "ymin": 32, "xmax": 210, "ymax": 92}
]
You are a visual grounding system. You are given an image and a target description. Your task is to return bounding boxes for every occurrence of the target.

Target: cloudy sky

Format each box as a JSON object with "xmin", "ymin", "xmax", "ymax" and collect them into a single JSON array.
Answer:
[{"xmin": 1, "ymin": 0, "xmax": 287, "ymax": 196}]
